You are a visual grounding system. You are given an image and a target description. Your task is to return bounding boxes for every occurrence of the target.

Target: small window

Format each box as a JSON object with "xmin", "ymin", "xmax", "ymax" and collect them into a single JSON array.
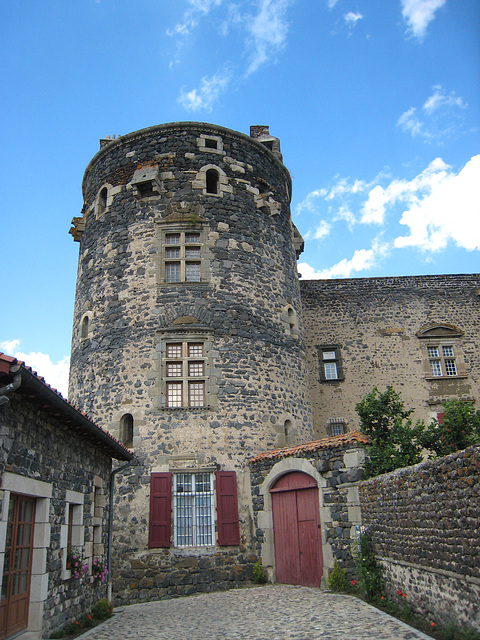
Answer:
[
  {"xmin": 205, "ymin": 138, "xmax": 218, "ymax": 149},
  {"xmin": 206, "ymin": 169, "xmax": 219, "ymax": 195},
  {"xmin": 318, "ymin": 345, "xmax": 344, "ymax": 382},
  {"xmin": 119, "ymin": 413, "xmax": 134, "ymax": 448},
  {"xmin": 98, "ymin": 187, "xmax": 108, "ymax": 214},
  {"xmin": 81, "ymin": 315, "xmax": 90, "ymax": 340},
  {"xmin": 328, "ymin": 418, "xmax": 346, "ymax": 437}
]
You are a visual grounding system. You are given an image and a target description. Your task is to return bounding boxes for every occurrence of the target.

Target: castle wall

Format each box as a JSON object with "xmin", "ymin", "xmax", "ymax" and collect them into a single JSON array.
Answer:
[
  {"xmin": 359, "ymin": 445, "xmax": 480, "ymax": 630},
  {"xmin": 68, "ymin": 123, "xmax": 314, "ymax": 603},
  {"xmin": 300, "ymin": 274, "xmax": 480, "ymax": 438}
]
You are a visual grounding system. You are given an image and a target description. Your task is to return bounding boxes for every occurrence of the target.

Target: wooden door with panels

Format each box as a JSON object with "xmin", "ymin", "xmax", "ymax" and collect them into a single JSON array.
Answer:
[{"xmin": 270, "ymin": 472, "xmax": 323, "ymax": 588}]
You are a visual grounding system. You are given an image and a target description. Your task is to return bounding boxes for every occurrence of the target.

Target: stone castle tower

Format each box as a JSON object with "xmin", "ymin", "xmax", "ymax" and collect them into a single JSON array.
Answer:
[{"xmin": 68, "ymin": 122, "xmax": 314, "ymax": 601}]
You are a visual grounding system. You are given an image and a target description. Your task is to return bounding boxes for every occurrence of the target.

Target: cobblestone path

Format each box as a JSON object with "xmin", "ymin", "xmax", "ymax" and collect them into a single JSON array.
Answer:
[{"xmin": 80, "ymin": 585, "xmax": 433, "ymax": 640}]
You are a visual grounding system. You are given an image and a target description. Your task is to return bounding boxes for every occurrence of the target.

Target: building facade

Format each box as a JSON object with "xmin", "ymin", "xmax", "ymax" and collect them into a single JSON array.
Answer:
[
  {"xmin": 0, "ymin": 354, "xmax": 133, "ymax": 640},
  {"xmin": 67, "ymin": 121, "xmax": 480, "ymax": 602}
]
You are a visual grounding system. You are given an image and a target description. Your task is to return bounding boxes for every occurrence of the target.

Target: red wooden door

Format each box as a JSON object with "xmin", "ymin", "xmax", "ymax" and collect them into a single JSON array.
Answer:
[
  {"xmin": 270, "ymin": 472, "xmax": 323, "ymax": 588},
  {"xmin": 0, "ymin": 494, "xmax": 36, "ymax": 640}
]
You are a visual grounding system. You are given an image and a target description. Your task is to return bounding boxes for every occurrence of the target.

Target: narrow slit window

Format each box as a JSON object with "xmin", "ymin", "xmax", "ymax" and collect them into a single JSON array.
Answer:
[{"xmin": 206, "ymin": 169, "xmax": 219, "ymax": 195}]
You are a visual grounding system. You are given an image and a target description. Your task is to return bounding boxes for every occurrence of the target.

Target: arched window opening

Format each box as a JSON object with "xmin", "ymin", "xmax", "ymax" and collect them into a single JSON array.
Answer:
[
  {"xmin": 120, "ymin": 413, "xmax": 134, "ymax": 448},
  {"xmin": 98, "ymin": 187, "xmax": 108, "ymax": 214},
  {"xmin": 206, "ymin": 169, "xmax": 219, "ymax": 195},
  {"xmin": 287, "ymin": 307, "xmax": 297, "ymax": 335},
  {"xmin": 283, "ymin": 419, "xmax": 292, "ymax": 443},
  {"xmin": 81, "ymin": 315, "xmax": 89, "ymax": 340}
]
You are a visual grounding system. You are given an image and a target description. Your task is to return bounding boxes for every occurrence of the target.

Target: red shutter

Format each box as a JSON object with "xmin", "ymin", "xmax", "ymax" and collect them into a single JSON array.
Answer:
[
  {"xmin": 148, "ymin": 473, "xmax": 172, "ymax": 548},
  {"xmin": 216, "ymin": 471, "xmax": 240, "ymax": 546},
  {"xmin": 437, "ymin": 412, "xmax": 445, "ymax": 425}
]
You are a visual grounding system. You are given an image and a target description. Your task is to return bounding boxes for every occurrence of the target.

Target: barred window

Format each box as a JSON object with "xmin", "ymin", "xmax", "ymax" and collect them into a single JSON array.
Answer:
[{"xmin": 174, "ymin": 473, "xmax": 214, "ymax": 547}]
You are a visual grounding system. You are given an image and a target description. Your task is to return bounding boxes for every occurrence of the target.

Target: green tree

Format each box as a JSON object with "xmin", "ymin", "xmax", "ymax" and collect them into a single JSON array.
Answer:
[
  {"xmin": 356, "ymin": 386, "xmax": 430, "ymax": 478},
  {"xmin": 425, "ymin": 398, "xmax": 480, "ymax": 457}
]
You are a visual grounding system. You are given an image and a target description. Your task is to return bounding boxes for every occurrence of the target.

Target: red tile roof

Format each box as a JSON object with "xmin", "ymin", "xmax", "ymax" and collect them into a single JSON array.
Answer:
[
  {"xmin": 249, "ymin": 430, "xmax": 370, "ymax": 463},
  {"xmin": 0, "ymin": 353, "xmax": 134, "ymax": 461}
]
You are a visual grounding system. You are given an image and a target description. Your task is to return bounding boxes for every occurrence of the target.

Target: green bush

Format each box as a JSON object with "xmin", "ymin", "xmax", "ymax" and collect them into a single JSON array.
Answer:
[
  {"xmin": 327, "ymin": 562, "xmax": 348, "ymax": 592},
  {"xmin": 356, "ymin": 532, "xmax": 382, "ymax": 601},
  {"xmin": 252, "ymin": 561, "xmax": 268, "ymax": 584},
  {"xmin": 92, "ymin": 598, "xmax": 114, "ymax": 620},
  {"xmin": 425, "ymin": 399, "xmax": 480, "ymax": 457},
  {"xmin": 356, "ymin": 386, "xmax": 430, "ymax": 477}
]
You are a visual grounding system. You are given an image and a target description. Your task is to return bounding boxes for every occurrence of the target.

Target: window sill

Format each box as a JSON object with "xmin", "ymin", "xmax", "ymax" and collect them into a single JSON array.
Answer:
[{"xmin": 425, "ymin": 375, "xmax": 468, "ymax": 381}]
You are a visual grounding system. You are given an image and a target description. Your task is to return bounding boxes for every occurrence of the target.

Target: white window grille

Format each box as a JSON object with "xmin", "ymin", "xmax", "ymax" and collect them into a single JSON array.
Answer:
[{"xmin": 174, "ymin": 473, "xmax": 214, "ymax": 547}]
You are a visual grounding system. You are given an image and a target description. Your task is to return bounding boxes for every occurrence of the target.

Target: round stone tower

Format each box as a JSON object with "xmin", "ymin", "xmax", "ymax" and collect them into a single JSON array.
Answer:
[{"xmin": 69, "ymin": 122, "xmax": 314, "ymax": 602}]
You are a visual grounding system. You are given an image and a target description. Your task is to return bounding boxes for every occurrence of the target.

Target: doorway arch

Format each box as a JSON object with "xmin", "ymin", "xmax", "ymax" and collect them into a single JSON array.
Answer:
[{"xmin": 269, "ymin": 471, "xmax": 323, "ymax": 587}]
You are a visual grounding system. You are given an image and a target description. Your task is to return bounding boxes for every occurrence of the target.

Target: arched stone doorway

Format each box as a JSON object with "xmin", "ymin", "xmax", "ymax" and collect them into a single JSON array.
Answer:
[{"xmin": 270, "ymin": 471, "xmax": 323, "ymax": 587}]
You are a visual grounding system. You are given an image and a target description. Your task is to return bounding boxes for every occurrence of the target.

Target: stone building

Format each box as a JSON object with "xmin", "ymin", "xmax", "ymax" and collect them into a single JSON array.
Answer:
[
  {"xmin": 301, "ymin": 275, "xmax": 480, "ymax": 437},
  {"xmin": 0, "ymin": 354, "xmax": 133, "ymax": 640},
  {"xmin": 67, "ymin": 121, "xmax": 480, "ymax": 602}
]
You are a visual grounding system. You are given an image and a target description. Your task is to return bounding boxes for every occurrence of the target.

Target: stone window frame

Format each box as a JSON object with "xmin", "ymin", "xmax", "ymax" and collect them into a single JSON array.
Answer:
[
  {"xmin": 90, "ymin": 476, "xmax": 106, "ymax": 559},
  {"xmin": 61, "ymin": 490, "xmax": 84, "ymax": 580},
  {"xmin": 197, "ymin": 134, "xmax": 225, "ymax": 156},
  {"xmin": 119, "ymin": 413, "xmax": 134, "ymax": 448},
  {"xmin": 192, "ymin": 164, "xmax": 233, "ymax": 198},
  {"xmin": 417, "ymin": 324, "xmax": 467, "ymax": 380},
  {"xmin": 80, "ymin": 311, "xmax": 93, "ymax": 341},
  {"xmin": 156, "ymin": 220, "xmax": 211, "ymax": 288},
  {"xmin": 155, "ymin": 328, "xmax": 218, "ymax": 411},
  {"xmin": 317, "ymin": 345, "xmax": 344, "ymax": 382},
  {"xmin": 94, "ymin": 183, "xmax": 117, "ymax": 218}
]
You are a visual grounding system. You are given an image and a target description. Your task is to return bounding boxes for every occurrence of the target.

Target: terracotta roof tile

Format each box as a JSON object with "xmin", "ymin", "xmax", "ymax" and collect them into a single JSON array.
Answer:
[{"xmin": 249, "ymin": 430, "xmax": 370, "ymax": 464}]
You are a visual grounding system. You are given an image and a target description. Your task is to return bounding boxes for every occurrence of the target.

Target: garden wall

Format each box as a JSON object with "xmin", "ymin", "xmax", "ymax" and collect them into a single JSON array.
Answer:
[{"xmin": 359, "ymin": 444, "xmax": 480, "ymax": 630}]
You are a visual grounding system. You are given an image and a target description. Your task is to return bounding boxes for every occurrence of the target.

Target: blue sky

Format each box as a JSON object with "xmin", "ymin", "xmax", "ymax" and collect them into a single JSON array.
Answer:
[{"xmin": 1, "ymin": 0, "xmax": 479, "ymax": 396}]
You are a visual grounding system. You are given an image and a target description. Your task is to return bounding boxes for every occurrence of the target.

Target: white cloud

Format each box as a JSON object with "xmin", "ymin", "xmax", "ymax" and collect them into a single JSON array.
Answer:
[
  {"xmin": 423, "ymin": 85, "xmax": 466, "ymax": 114},
  {"xmin": 178, "ymin": 68, "xmax": 232, "ymax": 111},
  {"xmin": 298, "ymin": 242, "xmax": 386, "ymax": 279},
  {"xmin": 314, "ymin": 220, "xmax": 332, "ymax": 240},
  {"xmin": 397, "ymin": 107, "xmax": 429, "ymax": 139},
  {"xmin": 245, "ymin": 0, "xmax": 293, "ymax": 75},
  {"xmin": 401, "ymin": 0, "xmax": 447, "ymax": 40},
  {"xmin": 344, "ymin": 11, "xmax": 363, "ymax": 29},
  {"xmin": 333, "ymin": 205, "xmax": 356, "ymax": 229},
  {"xmin": 397, "ymin": 85, "xmax": 468, "ymax": 141},
  {"xmin": 361, "ymin": 157, "xmax": 451, "ymax": 225},
  {"xmin": 395, "ymin": 154, "xmax": 480, "ymax": 251},
  {"xmin": 167, "ymin": 0, "xmax": 224, "ymax": 37},
  {"xmin": 0, "ymin": 340, "xmax": 70, "ymax": 398}
]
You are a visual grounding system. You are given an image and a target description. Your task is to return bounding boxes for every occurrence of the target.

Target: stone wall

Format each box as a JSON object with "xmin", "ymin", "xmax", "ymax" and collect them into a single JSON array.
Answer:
[
  {"xmin": 301, "ymin": 274, "xmax": 480, "ymax": 438},
  {"xmin": 249, "ymin": 437, "xmax": 367, "ymax": 584},
  {"xmin": 0, "ymin": 391, "xmax": 112, "ymax": 638},
  {"xmin": 359, "ymin": 445, "xmax": 480, "ymax": 630}
]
